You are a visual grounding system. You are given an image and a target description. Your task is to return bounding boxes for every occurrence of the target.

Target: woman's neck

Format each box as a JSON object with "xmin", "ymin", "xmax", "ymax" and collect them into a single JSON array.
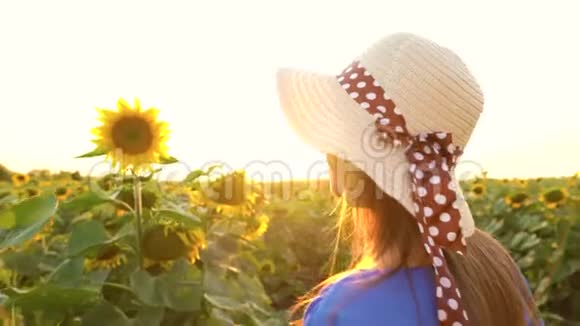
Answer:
[{"xmin": 370, "ymin": 245, "xmax": 432, "ymax": 270}]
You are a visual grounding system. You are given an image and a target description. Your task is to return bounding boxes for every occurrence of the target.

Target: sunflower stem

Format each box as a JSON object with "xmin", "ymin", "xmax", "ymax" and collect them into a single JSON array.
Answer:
[
  {"xmin": 11, "ymin": 305, "xmax": 15, "ymax": 326},
  {"xmin": 133, "ymin": 176, "xmax": 144, "ymax": 270}
]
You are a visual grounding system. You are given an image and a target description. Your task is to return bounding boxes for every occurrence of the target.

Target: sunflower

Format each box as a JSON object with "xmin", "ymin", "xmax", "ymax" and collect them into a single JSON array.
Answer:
[
  {"xmin": 202, "ymin": 170, "xmax": 266, "ymax": 217},
  {"xmin": 71, "ymin": 171, "xmax": 83, "ymax": 181},
  {"xmin": 117, "ymin": 187, "xmax": 158, "ymax": 209},
  {"xmin": 97, "ymin": 174, "xmax": 117, "ymax": 192},
  {"xmin": 38, "ymin": 181, "xmax": 52, "ymax": 188},
  {"xmin": 144, "ymin": 261, "xmax": 174, "ymax": 275},
  {"xmin": 514, "ymin": 178, "xmax": 528, "ymax": 188},
  {"xmin": 207, "ymin": 170, "xmax": 248, "ymax": 205},
  {"xmin": 142, "ymin": 224, "xmax": 205, "ymax": 263},
  {"xmin": 32, "ymin": 217, "xmax": 55, "ymax": 242},
  {"xmin": 76, "ymin": 184, "xmax": 89, "ymax": 194},
  {"xmin": 54, "ymin": 172, "xmax": 70, "ymax": 181},
  {"xmin": 11, "ymin": 173, "xmax": 29, "ymax": 187},
  {"xmin": 89, "ymin": 98, "xmax": 171, "ymax": 172},
  {"xmin": 28, "ymin": 169, "xmax": 51, "ymax": 180},
  {"xmin": 540, "ymin": 188, "xmax": 569, "ymax": 209},
  {"xmin": 211, "ymin": 193, "xmax": 262, "ymax": 217},
  {"xmin": 259, "ymin": 259, "xmax": 276, "ymax": 274},
  {"xmin": 470, "ymin": 184, "xmax": 486, "ymax": 198},
  {"xmin": 85, "ymin": 244, "xmax": 127, "ymax": 270},
  {"xmin": 244, "ymin": 214, "xmax": 270, "ymax": 240},
  {"xmin": 568, "ymin": 172, "xmax": 579, "ymax": 187},
  {"xmin": 54, "ymin": 186, "xmax": 72, "ymax": 201},
  {"xmin": 504, "ymin": 193, "xmax": 532, "ymax": 209},
  {"xmin": 26, "ymin": 188, "xmax": 40, "ymax": 198}
]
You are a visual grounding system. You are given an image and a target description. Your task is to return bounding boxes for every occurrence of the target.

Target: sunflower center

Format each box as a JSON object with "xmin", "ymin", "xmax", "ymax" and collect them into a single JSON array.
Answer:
[
  {"xmin": 27, "ymin": 189, "xmax": 39, "ymax": 197},
  {"xmin": 55, "ymin": 187, "xmax": 68, "ymax": 196},
  {"xmin": 17, "ymin": 175, "xmax": 26, "ymax": 181},
  {"xmin": 118, "ymin": 188, "xmax": 158, "ymax": 209},
  {"xmin": 142, "ymin": 226, "xmax": 190, "ymax": 261},
  {"xmin": 97, "ymin": 245, "xmax": 122, "ymax": 260},
  {"xmin": 209, "ymin": 172, "xmax": 247, "ymax": 205},
  {"xmin": 111, "ymin": 116, "xmax": 154, "ymax": 155},
  {"xmin": 473, "ymin": 185, "xmax": 484, "ymax": 195},
  {"xmin": 261, "ymin": 263, "xmax": 272, "ymax": 273},
  {"xmin": 511, "ymin": 193, "xmax": 528, "ymax": 203},
  {"xmin": 544, "ymin": 190, "xmax": 565, "ymax": 203}
]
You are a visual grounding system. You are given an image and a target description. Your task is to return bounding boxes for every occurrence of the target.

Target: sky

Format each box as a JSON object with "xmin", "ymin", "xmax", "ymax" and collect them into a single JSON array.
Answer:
[{"xmin": 0, "ymin": 0, "xmax": 579, "ymax": 180}]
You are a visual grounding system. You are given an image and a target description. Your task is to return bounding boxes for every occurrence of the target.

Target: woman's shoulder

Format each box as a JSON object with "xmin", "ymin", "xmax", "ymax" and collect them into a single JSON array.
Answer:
[{"xmin": 304, "ymin": 267, "xmax": 439, "ymax": 326}]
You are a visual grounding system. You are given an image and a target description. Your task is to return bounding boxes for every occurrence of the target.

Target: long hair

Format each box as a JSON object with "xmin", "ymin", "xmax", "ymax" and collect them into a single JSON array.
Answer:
[{"xmin": 293, "ymin": 166, "xmax": 541, "ymax": 326}]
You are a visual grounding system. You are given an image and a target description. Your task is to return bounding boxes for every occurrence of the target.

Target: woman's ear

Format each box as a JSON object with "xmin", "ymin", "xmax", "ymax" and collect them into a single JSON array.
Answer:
[
  {"xmin": 327, "ymin": 154, "xmax": 372, "ymax": 206},
  {"xmin": 344, "ymin": 169, "xmax": 372, "ymax": 207}
]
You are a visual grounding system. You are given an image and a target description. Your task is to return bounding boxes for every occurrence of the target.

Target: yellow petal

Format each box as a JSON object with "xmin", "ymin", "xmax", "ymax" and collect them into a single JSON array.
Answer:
[
  {"xmin": 117, "ymin": 98, "xmax": 131, "ymax": 112},
  {"xmin": 134, "ymin": 98, "xmax": 142, "ymax": 111}
]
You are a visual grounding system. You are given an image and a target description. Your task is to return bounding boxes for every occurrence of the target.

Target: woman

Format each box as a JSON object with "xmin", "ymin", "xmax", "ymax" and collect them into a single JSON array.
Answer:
[{"xmin": 276, "ymin": 33, "xmax": 542, "ymax": 325}]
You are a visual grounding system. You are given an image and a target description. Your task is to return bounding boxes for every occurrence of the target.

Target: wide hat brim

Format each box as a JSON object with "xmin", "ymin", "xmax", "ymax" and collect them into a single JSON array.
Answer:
[{"xmin": 276, "ymin": 68, "xmax": 475, "ymax": 237}]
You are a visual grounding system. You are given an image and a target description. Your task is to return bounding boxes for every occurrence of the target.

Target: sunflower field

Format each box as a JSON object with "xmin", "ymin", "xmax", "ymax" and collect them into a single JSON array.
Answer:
[{"xmin": 0, "ymin": 99, "xmax": 579, "ymax": 325}]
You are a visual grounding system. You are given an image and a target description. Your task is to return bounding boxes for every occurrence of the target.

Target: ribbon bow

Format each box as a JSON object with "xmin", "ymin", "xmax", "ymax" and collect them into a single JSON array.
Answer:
[
  {"xmin": 405, "ymin": 132, "xmax": 466, "ymax": 252},
  {"xmin": 337, "ymin": 61, "xmax": 470, "ymax": 326}
]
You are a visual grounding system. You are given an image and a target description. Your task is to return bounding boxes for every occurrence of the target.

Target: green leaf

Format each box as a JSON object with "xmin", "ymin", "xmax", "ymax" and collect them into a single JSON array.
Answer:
[
  {"xmin": 85, "ymin": 269, "xmax": 111, "ymax": 288},
  {"xmin": 553, "ymin": 259, "xmax": 580, "ymax": 284},
  {"xmin": 76, "ymin": 147, "xmax": 107, "ymax": 158},
  {"xmin": 0, "ymin": 210, "xmax": 15, "ymax": 229},
  {"xmin": 82, "ymin": 301, "xmax": 130, "ymax": 326},
  {"xmin": 130, "ymin": 271, "xmax": 162, "ymax": 307},
  {"xmin": 482, "ymin": 218, "xmax": 504, "ymax": 235},
  {"xmin": 138, "ymin": 170, "xmax": 161, "ymax": 182},
  {"xmin": 159, "ymin": 155, "xmax": 178, "ymax": 164},
  {"xmin": 235, "ymin": 272, "xmax": 272, "ymax": 308},
  {"xmin": 520, "ymin": 234, "xmax": 541, "ymax": 251},
  {"xmin": 0, "ymin": 193, "xmax": 17, "ymax": 207},
  {"xmin": 204, "ymin": 294, "xmax": 246, "ymax": 311},
  {"xmin": 0, "ymin": 194, "xmax": 58, "ymax": 248},
  {"xmin": 157, "ymin": 207, "xmax": 201, "ymax": 227},
  {"xmin": 248, "ymin": 301, "xmax": 273, "ymax": 318},
  {"xmin": 1, "ymin": 194, "xmax": 57, "ymax": 228},
  {"xmin": 184, "ymin": 170, "xmax": 204, "ymax": 182},
  {"xmin": 259, "ymin": 316, "xmax": 289, "ymax": 326},
  {"xmin": 202, "ymin": 266, "xmax": 230, "ymax": 295},
  {"xmin": 206, "ymin": 308, "xmax": 235, "ymax": 326},
  {"xmin": 539, "ymin": 312, "xmax": 566, "ymax": 323},
  {"xmin": 529, "ymin": 221, "xmax": 549, "ymax": 233},
  {"xmin": 0, "ymin": 247, "xmax": 44, "ymax": 277},
  {"xmin": 131, "ymin": 306, "xmax": 164, "ymax": 326},
  {"xmin": 130, "ymin": 260, "xmax": 202, "ymax": 312},
  {"xmin": 4, "ymin": 284, "xmax": 100, "ymax": 312},
  {"xmin": 110, "ymin": 221, "xmax": 136, "ymax": 241},
  {"xmin": 48, "ymin": 257, "xmax": 85, "ymax": 286},
  {"xmin": 184, "ymin": 165, "xmax": 222, "ymax": 183},
  {"xmin": 509, "ymin": 232, "xmax": 527, "ymax": 250},
  {"xmin": 157, "ymin": 260, "xmax": 203, "ymax": 311},
  {"xmin": 68, "ymin": 220, "xmax": 110, "ymax": 256},
  {"xmin": 61, "ymin": 191, "xmax": 111, "ymax": 213},
  {"xmin": 0, "ymin": 292, "xmax": 8, "ymax": 305}
]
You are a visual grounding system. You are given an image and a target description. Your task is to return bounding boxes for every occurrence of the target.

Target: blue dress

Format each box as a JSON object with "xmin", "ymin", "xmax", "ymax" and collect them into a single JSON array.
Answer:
[{"xmin": 304, "ymin": 267, "xmax": 541, "ymax": 326}]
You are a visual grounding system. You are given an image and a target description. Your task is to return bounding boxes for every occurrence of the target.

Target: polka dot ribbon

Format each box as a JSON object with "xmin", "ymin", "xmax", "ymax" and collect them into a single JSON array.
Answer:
[{"xmin": 337, "ymin": 61, "xmax": 470, "ymax": 326}]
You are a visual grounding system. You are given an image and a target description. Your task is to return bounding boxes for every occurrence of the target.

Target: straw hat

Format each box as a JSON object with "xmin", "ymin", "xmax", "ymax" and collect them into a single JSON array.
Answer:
[
  {"xmin": 276, "ymin": 33, "xmax": 483, "ymax": 238},
  {"xmin": 277, "ymin": 32, "xmax": 485, "ymax": 326}
]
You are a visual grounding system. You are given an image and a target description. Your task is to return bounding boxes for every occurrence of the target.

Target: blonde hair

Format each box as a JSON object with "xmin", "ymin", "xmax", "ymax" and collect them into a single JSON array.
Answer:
[{"xmin": 293, "ymin": 168, "xmax": 541, "ymax": 326}]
